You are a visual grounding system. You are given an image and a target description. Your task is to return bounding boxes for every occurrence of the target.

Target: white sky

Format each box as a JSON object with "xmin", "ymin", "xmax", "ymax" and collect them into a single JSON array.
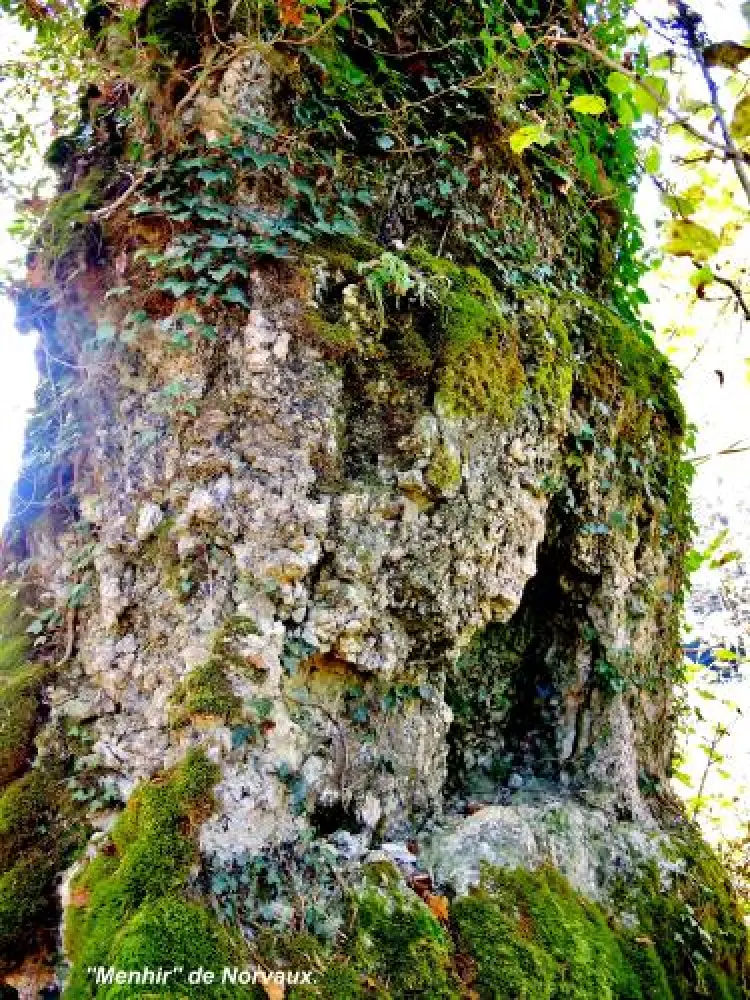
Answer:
[{"xmin": 0, "ymin": 19, "xmax": 41, "ymax": 526}]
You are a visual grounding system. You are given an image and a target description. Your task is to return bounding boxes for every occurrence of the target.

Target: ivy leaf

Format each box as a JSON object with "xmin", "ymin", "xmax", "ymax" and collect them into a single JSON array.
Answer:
[
  {"xmin": 222, "ymin": 286, "xmax": 252, "ymax": 308},
  {"xmin": 197, "ymin": 168, "xmax": 229, "ymax": 184},
  {"xmin": 209, "ymin": 263, "xmax": 233, "ymax": 282},
  {"xmin": 569, "ymin": 94, "xmax": 607, "ymax": 116},
  {"xmin": 158, "ymin": 278, "xmax": 192, "ymax": 297},
  {"xmin": 508, "ymin": 124, "xmax": 552, "ymax": 155},
  {"xmin": 663, "ymin": 220, "xmax": 720, "ymax": 262}
]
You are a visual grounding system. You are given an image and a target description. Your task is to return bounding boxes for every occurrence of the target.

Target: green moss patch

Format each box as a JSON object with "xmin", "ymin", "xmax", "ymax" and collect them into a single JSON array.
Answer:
[
  {"xmin": 452, "ymin": 865, "xmax": 671, "ymax": 1000},
  {"xmin": 0, "ymin": 761, "xmax": 87, "ymax": 969},
  {"xmin": 259, "ymin": 884, "xmax": 461, "ymax": 999},
  {"xmin": 613, "ymin": 828, "xmax": 750, "ymax": 1000},
  {"xmin": 425, "ymin": 444, "xmax": 462, "ymax": 495},
  {"xmin": 0, "ymin": 582, "xmax": 89, "ymax": 970},
  {"xmin": 62, "ymin": 749, "xmax": 253, "ymax": 999},
  {"xmin": 0, "ymin": 668, "xmax": 43, "ymax": 788},
  {"xmin": 168, "ymin": 660, "xmax": 242, "ymax": 727},
  {"xmin": 571, "ymin": 294, "xmax": 685, "ymax": 435},
  {"xmin": 518, "ymin": 291, "xmax": 575, "ymax": 412},
  {"xmin": 258, "ymin": 862, "xmax": 743, "ymax": 999},
  {"xmin": 435, "ymin": 331, "xmax": 525, "ymax": 422},
  {"xmin": 0, "ymin": 585, "xmax": 45, "ymax": 790}
]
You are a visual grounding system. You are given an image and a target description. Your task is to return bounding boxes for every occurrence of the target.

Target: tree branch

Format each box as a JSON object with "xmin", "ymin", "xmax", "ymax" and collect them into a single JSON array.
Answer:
[{"xmin": 676, "ymin": 1, "xmax": 750, "ymax": 208}]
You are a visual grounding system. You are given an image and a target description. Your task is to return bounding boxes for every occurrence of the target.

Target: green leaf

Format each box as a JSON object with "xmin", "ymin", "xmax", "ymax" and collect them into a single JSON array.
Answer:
[
  {"xmin": 632, "ymin": 76, "xmax": 669, "ymax": 116},
  {"xmin": 366, "ymin": 8, "xmax": 390, "ymax": 30},
  {"xmin": 209, "ymin": 264, "xmax": 233, "ymax": 282},
  {"xmin": 650, "ymin": 54, "xmax": 673, "ymax": 72},
  {"xmin": 222, "ymin": 286, "xmax": 252, "ymax": 308},
  {"xmin": 660, "ymin": 190, "xmax": 699, "ymax": 217},
  {"xmin": 569, "ymin": 94, "xmax": 607, "ymax": 116},
  {"xmin": 663, "ymin": 220, "xmax": 720, "ymax": 262},
  {"xmin": 606, "ymin": 71, "xmax": 631, "ymax": 96},
  {"xmin": 159, "ymin": 278, "xmax": 192, "ymax": 297},
  {"xmin": 689, "ymin": 266, "xmax": 714, "ymax": 290},
  {"xmin": 643, "ymin": 145, "xmax": 661, "ymax": 174},
  {"xmin": 508, "ymin": 124, "xmax": 552, "ymax": 155}
]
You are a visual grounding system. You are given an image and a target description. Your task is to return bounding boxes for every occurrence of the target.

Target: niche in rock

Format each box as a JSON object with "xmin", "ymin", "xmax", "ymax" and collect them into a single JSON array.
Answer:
[{"xmin": 445, "ymin": 547, "xmax": 581, "ymax": 800}]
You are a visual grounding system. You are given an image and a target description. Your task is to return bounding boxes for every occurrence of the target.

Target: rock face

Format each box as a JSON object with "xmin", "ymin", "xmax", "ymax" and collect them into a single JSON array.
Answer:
[
  {"xmin": 19, "ymin": 263, "xmax": 685, "ymax": 867},
  {"xmin": 4, "ymin": 6, "xmax": 744, "ymax": 997}
]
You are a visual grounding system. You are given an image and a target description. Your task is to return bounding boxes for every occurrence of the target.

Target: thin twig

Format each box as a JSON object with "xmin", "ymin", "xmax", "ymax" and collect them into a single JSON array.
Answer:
[
  {"xmin": 89, "ymin": 169, "xmax": 155, "ymax": 221},
  {"xmin": 280, "ymin": 4, "xmax": 350, "ymax": 48}
]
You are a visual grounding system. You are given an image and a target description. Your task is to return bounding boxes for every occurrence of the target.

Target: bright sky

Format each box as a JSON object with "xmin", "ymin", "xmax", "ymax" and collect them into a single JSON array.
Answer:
[{"xmin": 0, "ymin": 20, "xmax": 40, "ymax": 526}]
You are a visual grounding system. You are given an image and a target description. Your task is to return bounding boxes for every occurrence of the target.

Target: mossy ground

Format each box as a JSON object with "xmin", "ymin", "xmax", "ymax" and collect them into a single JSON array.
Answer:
[
  {"xmin": 252, "ymin": 860, "xmax": 747, "ymax": 999},
  {"xmin": 451, "ymin": 865, "xmax": 671, "ymax": 1000},
  {"xmin": 612, "ymin": 827, "xmax": 750, "ymax": 1000}
]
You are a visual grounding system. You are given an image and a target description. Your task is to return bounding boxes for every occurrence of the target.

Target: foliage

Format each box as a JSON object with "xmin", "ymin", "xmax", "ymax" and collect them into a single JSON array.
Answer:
[
  {"xmin": 612, "ymin": 826, "xmax": 750, "ymax": 999},
  {"xmin": 204, "ymin": 835, "xmax": 345, "ymax": 939}
]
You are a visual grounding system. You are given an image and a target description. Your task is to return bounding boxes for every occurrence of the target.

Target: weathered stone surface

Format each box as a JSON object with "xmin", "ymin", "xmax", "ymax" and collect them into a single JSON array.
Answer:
[
  {"xmin": 424, "ymin": 795, "xmax": 667, "ymax": 902},
  {"xmin": 19, "ymin": 260, "xmax": 682, "ymax": 867}
]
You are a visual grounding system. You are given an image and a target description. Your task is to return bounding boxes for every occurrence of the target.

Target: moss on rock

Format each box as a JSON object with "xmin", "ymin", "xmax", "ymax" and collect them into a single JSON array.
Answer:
[
  {"xmin": 0, "ymin": 760, "xmax": 87, "ymax": 969},
  {"xmin": 0, "ymin": 585, "xmax": 43, "ymax": 788},
  {"xmin": 0, "ymin": 669, "xmax": 42, "ymax": 788},
  {"xmin": 63, "ymin": 749, "xmax": 246, "ymax": 999},
  {"xmin": 519, "ymin": 291, "xmax": 575, "ymax": 412},
  {"xmin": 452, "ymin": 865, "xmax": 671, "ymax": 1000},
  {"xmin": 257, "ymin": 862, "xmax": 743, "ymax": 999},
  {"xmin": 425, "ymin": 444, "xmax": 462, "ymax": 495},
  {"xmin": 436, "ymin": 331, "xmax": 526, "ymax": 423},
  {"xmin": 613, "ymin": 827, "xmax": 750, "ymax": 1000},
  {"xmin": 168, "ymin": 659, "xmax": 242, "ymax": 728}
]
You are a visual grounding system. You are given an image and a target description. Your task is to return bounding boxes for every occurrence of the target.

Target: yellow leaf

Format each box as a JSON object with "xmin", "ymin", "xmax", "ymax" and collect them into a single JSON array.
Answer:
[
  {"xmin": 663, "ymin": 220, "xmax": 720, "ymax": 262},
  {"xmin": 427, "ymin": 893, "xmax": 450, "ymax": 922},
  {"xmin": 508, "ymin": 124, "xmax": 551, "ymax": 155},
  {"xmin": 731, "ymin": 95, "xmax": 750, "ymax": 139},
  {"xmin": 569, "ymin": 94, "xmax": 607, "ymax": 115},
  {"xmin": 703, "ymin": 41, "xmax": 750, "ymax": 69}
]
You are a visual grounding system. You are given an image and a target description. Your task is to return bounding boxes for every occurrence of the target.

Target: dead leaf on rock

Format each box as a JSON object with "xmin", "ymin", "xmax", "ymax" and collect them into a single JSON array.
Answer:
[{"xmin": 426, "ymin": 893, "xmax": 450, "ymax": 923}]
